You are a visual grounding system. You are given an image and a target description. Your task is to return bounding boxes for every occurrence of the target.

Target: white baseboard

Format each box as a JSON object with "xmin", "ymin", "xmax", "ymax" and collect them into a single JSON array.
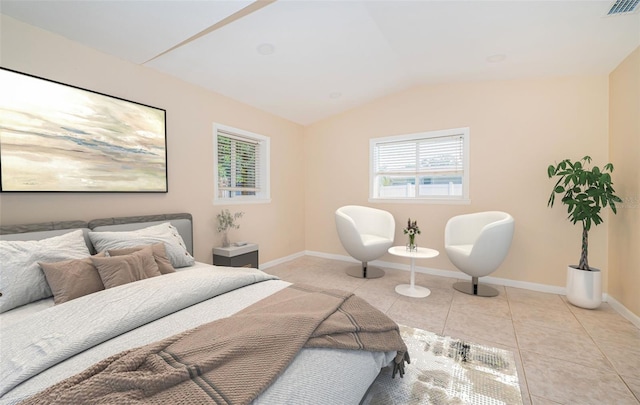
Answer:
[
  {"xmin": 259, "ymin": 251, "xmax": 305, "ymax": 270},
  {"xmin": 607, "ymin": 295, "xmax": 640, "ymax": 329},
  {"xmin": 305, "ymin": 250, "xmax": 566, "ymax": 294},
  {"xmin": 266, "ymin": 250, "xmax": 639, "ymax": 324}
]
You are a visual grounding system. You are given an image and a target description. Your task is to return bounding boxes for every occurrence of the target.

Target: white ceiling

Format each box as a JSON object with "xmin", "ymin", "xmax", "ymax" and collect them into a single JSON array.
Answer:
[{"xmin": 2, "ymin": 0, "xmax": 639, "ymax": 125}]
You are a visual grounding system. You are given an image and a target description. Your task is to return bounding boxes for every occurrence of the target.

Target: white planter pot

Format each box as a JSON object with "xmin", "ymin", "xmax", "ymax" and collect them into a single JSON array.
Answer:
[{"xmin": 566, "ymin": 265, "xmax": 602, "ymax": 309}]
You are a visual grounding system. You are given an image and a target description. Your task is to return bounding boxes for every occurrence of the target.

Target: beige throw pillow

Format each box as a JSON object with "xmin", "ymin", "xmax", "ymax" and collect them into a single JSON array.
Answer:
[
  {"xmin": 107, "ymin": 243, "xmax": 175, "ymax": 274},
  {"xmin": 92, "ymin": 245, "xmax": 161, "ymax": 289},
  {"xmin": 39, "ymin": 252, "xmax": 106, "ymax": 305}
]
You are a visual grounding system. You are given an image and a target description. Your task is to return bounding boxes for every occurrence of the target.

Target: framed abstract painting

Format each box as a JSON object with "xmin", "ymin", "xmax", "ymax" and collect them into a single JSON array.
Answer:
[{"xmin": 0, "ymin": 68, "xmax": 167, "ymax": 192}]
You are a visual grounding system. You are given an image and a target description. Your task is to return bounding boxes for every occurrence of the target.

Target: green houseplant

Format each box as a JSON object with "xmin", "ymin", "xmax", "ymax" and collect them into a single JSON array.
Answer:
[{"xmin": 547, "ymin": 155, "xmax": 622, "ymax": 308}]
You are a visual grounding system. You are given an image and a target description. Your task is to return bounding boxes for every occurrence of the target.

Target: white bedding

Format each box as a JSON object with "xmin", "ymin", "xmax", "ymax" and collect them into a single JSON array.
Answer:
[
  {"xmin": 0, "ymin": 263, "xmax": 393, "ymax": 404},
  {"xmin": 0, "ymin": 298, "xmax": 54, "ymax": 328},
  {"xmin": 0, "ymin": 262, "xmax": 204, "ymax": 328}
]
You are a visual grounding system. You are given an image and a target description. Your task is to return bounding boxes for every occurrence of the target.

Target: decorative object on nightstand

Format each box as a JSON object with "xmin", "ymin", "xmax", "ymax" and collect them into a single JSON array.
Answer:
[
  {"xmin": 213, "ymin": 243, "xmax": 259, "ymax": 268},
  {"xmin": 403, "ymin": 218, "xmax": 420, "ymax": 252},
  {"xmin": 216, "ymin": 209, "xmax": 244, "ymax": 247}
]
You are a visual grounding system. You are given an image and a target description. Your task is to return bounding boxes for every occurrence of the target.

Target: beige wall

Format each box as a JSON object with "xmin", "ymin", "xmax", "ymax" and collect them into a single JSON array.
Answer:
[
  {"xmin": 304, "ymin": 76, "xmax": 610, "ymax": 289},
  {"xmin": 0, "ymin": 15, "xmax": 306, "ymax": 264},
  {"xmin": 3, "ymin": 15, "xmax": 637, "ymax": 316},
  {"xmin": 609, "ymin": 47, "xmax": 640, "ymax": 316}
]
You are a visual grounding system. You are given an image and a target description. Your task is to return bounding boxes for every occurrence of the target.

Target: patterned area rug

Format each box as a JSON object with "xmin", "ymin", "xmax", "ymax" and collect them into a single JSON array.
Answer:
[{"xmin": 362, "ymin": 325, "xmax": 524, "ymax": 405}]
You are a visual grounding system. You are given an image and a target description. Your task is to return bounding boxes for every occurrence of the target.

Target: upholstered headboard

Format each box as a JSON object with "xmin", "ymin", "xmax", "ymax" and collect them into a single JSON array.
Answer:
[
  {"xmin": 0, "ymin": 213, "xmax": 194, "ymax": 255},
  {"xmin": 0, "ymin": 220, "xmax": 88, "ymax": 235},
  {"xmin": 88, "ymin": 213, "xmax": 193, "ymax": 255},
  {"xmin": 0, "ymin": 221, "xmax": 92, "ymax": 250}
]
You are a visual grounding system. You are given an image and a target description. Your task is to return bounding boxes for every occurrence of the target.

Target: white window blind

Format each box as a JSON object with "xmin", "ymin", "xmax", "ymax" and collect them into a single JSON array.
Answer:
[
  {"xmin": 214, "ymin": 124, "xmax": 270, "ymax": 204},
  {"xmin": 370, "ymin": 127, "xmax": 469, "ymax": 201}
]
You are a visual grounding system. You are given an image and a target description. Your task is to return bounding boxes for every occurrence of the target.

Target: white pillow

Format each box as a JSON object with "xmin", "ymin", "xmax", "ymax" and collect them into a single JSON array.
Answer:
[
  {"xmin": 0, "ymin": 230, "xmax": 91, "ymax": 313},
  {"xmin": 88, "ymin": 222, "xmax": 195, "ymax": 268}
]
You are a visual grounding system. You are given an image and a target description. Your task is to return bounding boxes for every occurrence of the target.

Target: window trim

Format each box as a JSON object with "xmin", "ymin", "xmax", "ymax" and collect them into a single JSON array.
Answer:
[
  {"xmin": 369, "ymin": 127, "xmax": 470, "ymax": 204},
  {"xmin": 213, "ymin": 123, "xmax": 271, "ymax": 205}
]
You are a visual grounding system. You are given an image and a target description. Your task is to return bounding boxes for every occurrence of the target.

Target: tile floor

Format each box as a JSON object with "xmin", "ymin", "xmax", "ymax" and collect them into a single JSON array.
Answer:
[{"xmin": 264, "ymin": 256, "xmax": 640, "ymax": 405}]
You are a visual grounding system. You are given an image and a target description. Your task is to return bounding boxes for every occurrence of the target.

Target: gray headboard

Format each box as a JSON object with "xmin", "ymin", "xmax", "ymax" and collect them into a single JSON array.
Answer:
[
  {"xmin": 0, "ymin": 213, "xmax": 194, "ymax": 255},
  {"xmin": 88, "ymin": 213, "xmax": 193, "ymax": 255},
  {"xmin": 0, "ymin": 220, "xmax": 88, "ymax": 235}
]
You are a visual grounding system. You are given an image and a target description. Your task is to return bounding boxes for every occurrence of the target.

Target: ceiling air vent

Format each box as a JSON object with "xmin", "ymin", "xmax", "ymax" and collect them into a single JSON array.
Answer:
[{"xmin": 607, "ymin": 0, "xmax": 640, "ymax": 15}]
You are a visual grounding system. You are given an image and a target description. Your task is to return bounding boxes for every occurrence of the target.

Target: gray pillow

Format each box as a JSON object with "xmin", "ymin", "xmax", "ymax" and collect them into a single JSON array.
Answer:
[
  {"xmin": 0, "ymin": 230, "xmax": 91, "ymax": 313},
  {"xmin": 89, "ymin": 222, "xmax": 194, "ymax": 268}
]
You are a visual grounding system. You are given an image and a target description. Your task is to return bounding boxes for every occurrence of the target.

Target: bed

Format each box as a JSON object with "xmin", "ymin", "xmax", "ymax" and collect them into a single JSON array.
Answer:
[{"xmin": 0, "ymin": 213, "xmax": 406, "ymax": 404}]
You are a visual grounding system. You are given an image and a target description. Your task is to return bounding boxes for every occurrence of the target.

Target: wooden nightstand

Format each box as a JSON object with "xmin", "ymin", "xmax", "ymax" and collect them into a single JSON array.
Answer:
[{"xmin": 212, "ymin": 243, "xmax": 259, "ymax": 268}]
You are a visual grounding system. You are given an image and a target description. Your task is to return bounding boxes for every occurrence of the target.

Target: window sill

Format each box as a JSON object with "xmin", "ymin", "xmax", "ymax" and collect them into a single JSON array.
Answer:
[
  {"xmin": 368, "ymin": 198, "xmax": 471, "ymax": 205},
  {"xmin": 213, "ymin": 198, "xmax": 271, "ymax": 206}
]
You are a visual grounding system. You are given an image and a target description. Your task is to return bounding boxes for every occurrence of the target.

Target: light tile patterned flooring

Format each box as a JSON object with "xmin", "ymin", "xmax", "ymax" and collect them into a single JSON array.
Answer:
[{"xmin": 264, "ymin": 256, "xmax": 640, "ymax": 405}]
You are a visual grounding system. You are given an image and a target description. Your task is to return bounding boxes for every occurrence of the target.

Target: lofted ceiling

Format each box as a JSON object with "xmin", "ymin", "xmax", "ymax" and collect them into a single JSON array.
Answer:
[{"xmin": 1, "ymin": 0, "xmax": 639, "ymax": 125}]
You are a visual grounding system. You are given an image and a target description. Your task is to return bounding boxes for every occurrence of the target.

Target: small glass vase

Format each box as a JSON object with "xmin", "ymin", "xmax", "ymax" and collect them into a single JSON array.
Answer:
[
  {"xmin": 406, "ymin": 236, "xmax": 417, "ymax": 252},
  {"xmin": 221, "ymin": 231, "xmax": 230, "ymax": 248}
]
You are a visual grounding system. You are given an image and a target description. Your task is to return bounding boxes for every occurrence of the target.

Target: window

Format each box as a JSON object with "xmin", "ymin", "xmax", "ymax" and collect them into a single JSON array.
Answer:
[
  {"xmin": 370, "ymin": 127, "xmax": 469, "ymax": 203},
  {"xmin": 213, "ymin": 124, "xmax": 270, "ymax": 204}
]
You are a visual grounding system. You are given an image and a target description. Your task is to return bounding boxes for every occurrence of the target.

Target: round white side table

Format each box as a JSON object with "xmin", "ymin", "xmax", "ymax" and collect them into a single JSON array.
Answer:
[{"xmin": 388, "ymin": 246, "xmax": 439, "ymax": 298}]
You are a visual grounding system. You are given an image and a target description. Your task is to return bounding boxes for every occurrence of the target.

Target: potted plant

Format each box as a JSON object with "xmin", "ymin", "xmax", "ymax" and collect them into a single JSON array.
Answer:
[
  {"xmin": 547, "ymin": 155, "xmax": 622, "ymax": 309},
  {"xmin": 216, "ymin": 209, "xmax": 244, "ymax": 247}
]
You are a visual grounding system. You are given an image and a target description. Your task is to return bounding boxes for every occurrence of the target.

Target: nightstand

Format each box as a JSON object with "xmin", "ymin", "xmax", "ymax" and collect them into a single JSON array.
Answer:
[{"xmin": 212, "ymin": 243, "xmax": 259, "ymax": 268}]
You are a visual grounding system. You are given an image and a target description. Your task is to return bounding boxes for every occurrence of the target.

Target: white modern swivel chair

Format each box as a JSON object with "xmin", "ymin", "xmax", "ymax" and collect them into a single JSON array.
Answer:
[
  {"xmin": 445, "ymin": 211, "xmax": 514, "ymax": 297},
  {"xmin": 335, "ymin": 205, "xmax": 395, "ymax": 279}
]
